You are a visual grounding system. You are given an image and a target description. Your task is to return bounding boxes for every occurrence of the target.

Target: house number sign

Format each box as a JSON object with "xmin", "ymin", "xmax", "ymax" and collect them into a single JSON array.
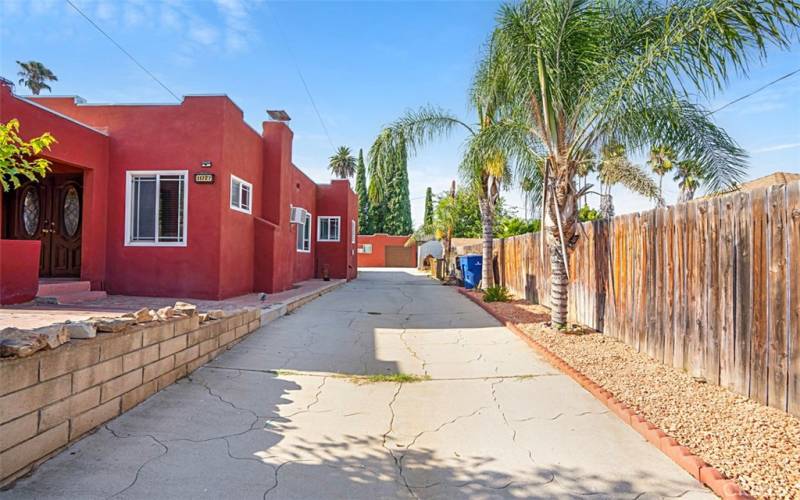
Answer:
[{"xmin": 194, "ymin": 173, "xmax": 215, "ymax": 184}]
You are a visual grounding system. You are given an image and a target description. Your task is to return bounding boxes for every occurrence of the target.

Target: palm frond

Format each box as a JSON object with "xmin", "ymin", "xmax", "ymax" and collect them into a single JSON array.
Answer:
[
  {"xmin": 368, "ymin": 107, "xmax": 473, "ymax": 202},
  {"xmin": 603, "ymin": 97, "xmax": 747, "ymax": 193},
  {"xmin": 598, "ymin": 156, "xmax": 662, "ymax": 202},
  {"xmin": 459, "ymin": 118, "xmax": 546, "ymax": 202}
]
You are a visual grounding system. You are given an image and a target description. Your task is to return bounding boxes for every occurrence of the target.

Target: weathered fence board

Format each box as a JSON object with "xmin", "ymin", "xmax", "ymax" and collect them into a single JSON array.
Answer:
[
  {"xmin": 720, "ymin": 198, "xmax": 736, "ymax": 388},
  {"xmin": 733, "ymin": 193, "xmax": 751, "ymax": 394},
  {"xmin": 788, "ymin": 182, "xmax": 800, "ymax": 416},
  {"xmin": 751, "ymin": 187, "xmax": 770, "ymax": 405},
  {"xmin": 463, "ymin": 180, "xmax": 800, "ymax": 416}
]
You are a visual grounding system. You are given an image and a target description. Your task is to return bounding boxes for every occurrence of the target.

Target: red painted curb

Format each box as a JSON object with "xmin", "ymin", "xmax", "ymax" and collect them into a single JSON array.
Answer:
[{"xmin": 457, "ymin": 288, "xmax": 753, "ymax": 500}]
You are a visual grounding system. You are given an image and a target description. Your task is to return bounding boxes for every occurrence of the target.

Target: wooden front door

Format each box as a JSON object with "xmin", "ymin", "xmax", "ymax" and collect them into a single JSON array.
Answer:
[{"xmin": 2, "ymin": 174, "xmax": 82, "ymax": 277}]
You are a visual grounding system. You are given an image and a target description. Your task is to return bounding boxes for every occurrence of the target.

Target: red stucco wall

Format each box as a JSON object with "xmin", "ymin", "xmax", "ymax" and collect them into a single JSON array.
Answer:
[
  {"xmin": 357, "ymin": 234, "xmax": 416, "ymax": 268},
  {"xmin": 316, "ymin": 180, "xmax": 357, "ymax": 280},
  {"xmin": 1, "ymin": 85, "xmax": 109, "ymax": 289},
  {"xmin": 219, "ymin": 101, "xmax": 263, "ymax": 298},
  {"xmin": 31, "ymin": 95, "xmax": 227, "ymax": 299},
  {"xmin": 256, "ymin": 121, "xmax": 295, "ymax": 294},
  {"xmin": 291, "ymin": 167, "xmax": 317, "ymax": 283},
  {"xmin": 2, "ymin": 85, "xmax": 357, "ymax": 300}
]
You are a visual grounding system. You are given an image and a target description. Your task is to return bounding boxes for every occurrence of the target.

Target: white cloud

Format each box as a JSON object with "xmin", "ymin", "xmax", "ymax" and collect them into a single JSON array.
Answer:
[
  {"xmin": 95, "ymin": 0, "xmax": 116, "ymax": 22},
  {"xmin": 10, "ymin": 0, "xmax": 263, "ymax": 59},
  {"xmin": 212, "ymin": 0, "xmax": 261, "ymax": 52},
  {"xmin": 753, "ymin": 142, "xmax": 800, "ymax": 153},
  {"xmin": 189, "ymin": 24, "xmax": 219, "ymax": 46}
]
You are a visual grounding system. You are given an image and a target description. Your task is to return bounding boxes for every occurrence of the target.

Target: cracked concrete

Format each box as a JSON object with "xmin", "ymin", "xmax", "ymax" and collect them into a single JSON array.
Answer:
[{"xmin": 2, "ymin": 269, "xmax": 713, "ymax": 499}]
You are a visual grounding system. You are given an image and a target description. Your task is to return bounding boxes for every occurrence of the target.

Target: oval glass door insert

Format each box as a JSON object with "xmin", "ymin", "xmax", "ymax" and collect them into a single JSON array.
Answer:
[
  {"xmin": 63, "ymin": 186, "xmax": 80, "ymax": 237},
  {"xmin": 22, "ymin": 188, "xmax": 40, "ymax": 236}
]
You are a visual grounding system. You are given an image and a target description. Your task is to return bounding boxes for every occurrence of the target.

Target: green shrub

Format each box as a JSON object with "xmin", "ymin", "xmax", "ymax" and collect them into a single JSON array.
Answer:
[
  {"xmin": 483, "ymin": 285, "xmax": 512, "ymax": 302},
  {"xmin": 578, "ymin": 204, "xmax": 601, "ymax": 222}
]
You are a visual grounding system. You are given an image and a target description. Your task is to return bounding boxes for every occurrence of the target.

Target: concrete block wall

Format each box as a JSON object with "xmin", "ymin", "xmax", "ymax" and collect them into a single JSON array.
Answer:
[{"xmin": 0, "ymin": 309, "xmax": 261, "ymax": 485}]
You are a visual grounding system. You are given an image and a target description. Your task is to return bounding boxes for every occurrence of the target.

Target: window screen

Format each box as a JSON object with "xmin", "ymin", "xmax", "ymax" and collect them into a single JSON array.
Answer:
[{"xmin": 128, "ymin": 172, "xmax": 186, "ymax": 245}]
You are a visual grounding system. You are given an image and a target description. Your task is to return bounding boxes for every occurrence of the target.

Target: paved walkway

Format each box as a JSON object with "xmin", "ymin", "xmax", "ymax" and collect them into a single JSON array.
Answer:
[
  {"xmin": 4, "ymin": 269, "xmax": 712, "ymax": 499},
  {"xmin": 0, "ymin": 279, "xmax": 343, "ymax": 330}
]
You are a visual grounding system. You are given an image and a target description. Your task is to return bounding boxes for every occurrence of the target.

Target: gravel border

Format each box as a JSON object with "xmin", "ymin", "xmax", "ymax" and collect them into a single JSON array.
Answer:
[{"xmin": 463, "ymin": 291, "xmax": 800, "ymax": 499}]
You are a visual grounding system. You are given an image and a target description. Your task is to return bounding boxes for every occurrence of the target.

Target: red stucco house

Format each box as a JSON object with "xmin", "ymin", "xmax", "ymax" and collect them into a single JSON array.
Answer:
[{"xmin": 0, "ymin": 79, "xmax": 357, "ymax": 304}]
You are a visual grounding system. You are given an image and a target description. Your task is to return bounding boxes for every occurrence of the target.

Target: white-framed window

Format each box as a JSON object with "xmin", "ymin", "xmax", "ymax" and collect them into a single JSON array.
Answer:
[
  {"xmin": 358, "ymin": 243, "xmax": 373, "ymax": 254},
  {"xmin": 125, "ymin": 170, "xmax": 188, "ymax": 247},
  {"xmin": 351, "ymin": 220, "xmax": 356, "ymax": 244},
  {"xmin": 230, "ymin": 175, "xmax": 252, "ymax": 214},
  {"xmin": 317, "ymin": 216, "xmax": 340, "ymax": 242},
  {"xmin": 296, "ymin": 209, "xmax": 311, "ymax": 252}
]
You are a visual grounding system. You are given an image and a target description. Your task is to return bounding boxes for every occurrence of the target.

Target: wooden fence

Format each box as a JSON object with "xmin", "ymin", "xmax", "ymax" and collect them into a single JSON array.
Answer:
[{"xmin": 463, "ymin": 180, "xmax": 800, "ymax": 416}]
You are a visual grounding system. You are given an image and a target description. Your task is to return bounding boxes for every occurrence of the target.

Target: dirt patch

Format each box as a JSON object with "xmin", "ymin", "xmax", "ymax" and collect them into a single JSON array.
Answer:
[{"xmin": 467, "ymin": 291, "xmax": 800, "ymax": 499}]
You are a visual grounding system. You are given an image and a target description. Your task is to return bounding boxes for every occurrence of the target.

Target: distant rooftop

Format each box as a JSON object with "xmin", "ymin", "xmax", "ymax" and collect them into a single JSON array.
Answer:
[{"xmin": 737, "ymin": 172, "xmax": 800, "ymax": 191}]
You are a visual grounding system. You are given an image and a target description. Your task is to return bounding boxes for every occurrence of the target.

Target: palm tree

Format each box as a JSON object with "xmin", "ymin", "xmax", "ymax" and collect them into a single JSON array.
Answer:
[
  {"xmin": 648, "ymin": 145, "xmax": 676, "ymax": 205},
  {"xmin": 328, "ymin": 146, "xmax": 356, "ymax": 179},
  {"xmin": 673, "ymin": 160, "xmax": 704, "ymax": 203},
  {"xmin": 597, "ymin": 142, "xmax": 662, "ymax": 218},
  {"xmin": 16, "ymin": 61, "xmax": 58, "ymax": 95},
  {"xmin": 481, "ymin": 0, "xmax": 798, "ymax": 326},
  {"xmin": 368, "ymin": 98, "xmax": 539, "ymax": 289}
]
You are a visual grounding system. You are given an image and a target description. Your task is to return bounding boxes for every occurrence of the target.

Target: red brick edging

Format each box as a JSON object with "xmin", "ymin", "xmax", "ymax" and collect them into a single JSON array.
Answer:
[{"xmin": 457, "ymin": 288, "xmax": 752, "ymax": 500}]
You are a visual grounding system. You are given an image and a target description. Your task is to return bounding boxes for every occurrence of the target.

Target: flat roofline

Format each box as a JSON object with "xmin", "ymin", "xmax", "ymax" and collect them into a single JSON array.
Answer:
[
  {"xmin": 32, "ymin": 93, "xmax": 264, "ymax": 137},
  {"xmin": 32, "ymin": 93, "xmax": 247, "ymax": 113},
  {"xmin": 315, "ymin": 178, "xmax": 351, "ymax": 186},
  {"xmin": 14, "ymin": 94, "xmax": 109, "ymax": 136}
]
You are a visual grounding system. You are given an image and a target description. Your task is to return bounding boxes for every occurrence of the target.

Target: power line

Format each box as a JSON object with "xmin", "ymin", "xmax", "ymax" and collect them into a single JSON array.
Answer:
[
  {"xmin": 710, "ymin": 67, "xmax": 800, "ymax": 114},
  {"xmin": 264, "ymin": 2, "xmax": 335, "ymax": 150},
  {"xmin": 65, "ymin": 0, "xmax": 181, "ymax": 102}
]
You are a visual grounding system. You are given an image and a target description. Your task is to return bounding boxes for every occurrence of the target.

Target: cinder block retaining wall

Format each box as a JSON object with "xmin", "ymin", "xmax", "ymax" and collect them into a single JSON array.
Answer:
[{"xmin": 0, "ymin": 309, "xmax": 261, "ymax": 485}]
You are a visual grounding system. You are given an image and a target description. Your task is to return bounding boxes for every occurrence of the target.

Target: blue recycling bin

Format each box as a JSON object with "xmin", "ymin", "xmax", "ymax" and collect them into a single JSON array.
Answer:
[{"xmin": 459, "ymin": 254, "xmax": 483, "ymax": 289}]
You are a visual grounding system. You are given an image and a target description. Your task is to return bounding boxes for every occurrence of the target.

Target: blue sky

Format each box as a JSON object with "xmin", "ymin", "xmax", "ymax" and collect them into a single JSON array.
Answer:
[{"xmin": 1, "ymin": 0, "xmax": 798, "ymax": 226}]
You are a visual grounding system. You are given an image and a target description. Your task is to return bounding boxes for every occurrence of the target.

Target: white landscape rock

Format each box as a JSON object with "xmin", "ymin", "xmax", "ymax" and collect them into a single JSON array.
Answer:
[
  {"xmin": 0, "ymin": 324, "xmax": 69, "ymax": 357},
  {"xmin": 31, "ymin": 324, "xmax": 69, "ymax": 349},
  {"xmin": 157, "ymin": 307, "xmax": 176, "ymax": 321},
  {"xmin": 0, "ymin": 328, "xmax": 48, "ymax": 357},
  {"xmin": 62, "ymin": 320, "xmax": 97, "ymax": 339},
  {"xmin": 123, "ymin": 308, "xmax": 157, "ymax": 323},
  {"xmin": 173, "ymin": 302, "xmax": 197, "ymax": 316},
  {"xmin": 91, "ymin": 317, "xmax": 136, "ymax": 333},
  {"xmin": 206, "ymin": 309, "xmax": 226, "ymax": 320}
]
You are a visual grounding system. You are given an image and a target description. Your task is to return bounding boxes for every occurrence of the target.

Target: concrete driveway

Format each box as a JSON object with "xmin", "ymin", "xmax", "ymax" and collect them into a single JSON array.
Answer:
[{"xmin": 4, "ymin": 269, "xmax": 712, "ymax": 499}]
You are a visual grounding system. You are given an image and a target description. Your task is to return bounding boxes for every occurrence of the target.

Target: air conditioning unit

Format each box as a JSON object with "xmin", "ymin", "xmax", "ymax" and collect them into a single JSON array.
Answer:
[{"xmin": 289, "ymin": 206, "xmax": 305, "ymax": 224}]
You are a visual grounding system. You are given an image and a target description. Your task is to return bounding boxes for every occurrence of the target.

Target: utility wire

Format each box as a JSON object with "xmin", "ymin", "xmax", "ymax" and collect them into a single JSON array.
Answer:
[
  {"xmin": 65, "ymin": 0, "xmax": 181, "ymax": 102},
  {"xmin": 264, "ymin": 2, "xmax": 335, "ymax": 150},
  {"xmin": 710, "ymin": 67, "xmax": 800, "ymax": 114}
]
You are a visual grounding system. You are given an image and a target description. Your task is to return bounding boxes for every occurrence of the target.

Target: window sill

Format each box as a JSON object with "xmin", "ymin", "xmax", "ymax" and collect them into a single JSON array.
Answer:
[
  {"xmin": 125, "ymin": 241, "xmax": 187, "ymax": 247},
  {"xmin": 230, "ymin": 205, "xmax": 252, "ymax": 215}
]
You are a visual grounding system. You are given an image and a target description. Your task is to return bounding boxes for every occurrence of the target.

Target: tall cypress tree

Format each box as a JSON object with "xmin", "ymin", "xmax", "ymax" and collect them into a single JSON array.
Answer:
[
  {"xmin": 355, "ymin": 149, "xmax": 369, "ymax": 234},
  {"xmin": 423, "ymin": 187, "xmax": 433, "ymax": 227},
  {"xmin": 382, "ymin": 136, "xmax": 413, "ymax": 235},
  {"xmin": 366, "ymin": 152, "xmax": 385, "ymax": 234},
  {"xmin": 367, "ymin": 201, "xmax": 384, "ymax": 234}
]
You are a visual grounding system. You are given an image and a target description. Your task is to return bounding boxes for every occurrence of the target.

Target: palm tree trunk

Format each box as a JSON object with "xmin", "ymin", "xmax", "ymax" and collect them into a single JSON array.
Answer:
[
  {"xmin": 478, "ymin": 197, "xmax": 494, "ymax": 289},
  {"xmin": 658, "ymin": 175, "xmax": 664, "ymax": 207},
  {"xmin": 599, "ymin": 193, "xmax": 614, "ymax": 219},
  {"xmin": 547, "ymin": 171, "xmax": 578, "ymax": 328},
  {"xmin": 678, "ymin": 187, "xmax": 695, "ymax": 203},
  {"xmin": 549, "ymin": 244, "xmax": 568, "ymax": 325}
]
